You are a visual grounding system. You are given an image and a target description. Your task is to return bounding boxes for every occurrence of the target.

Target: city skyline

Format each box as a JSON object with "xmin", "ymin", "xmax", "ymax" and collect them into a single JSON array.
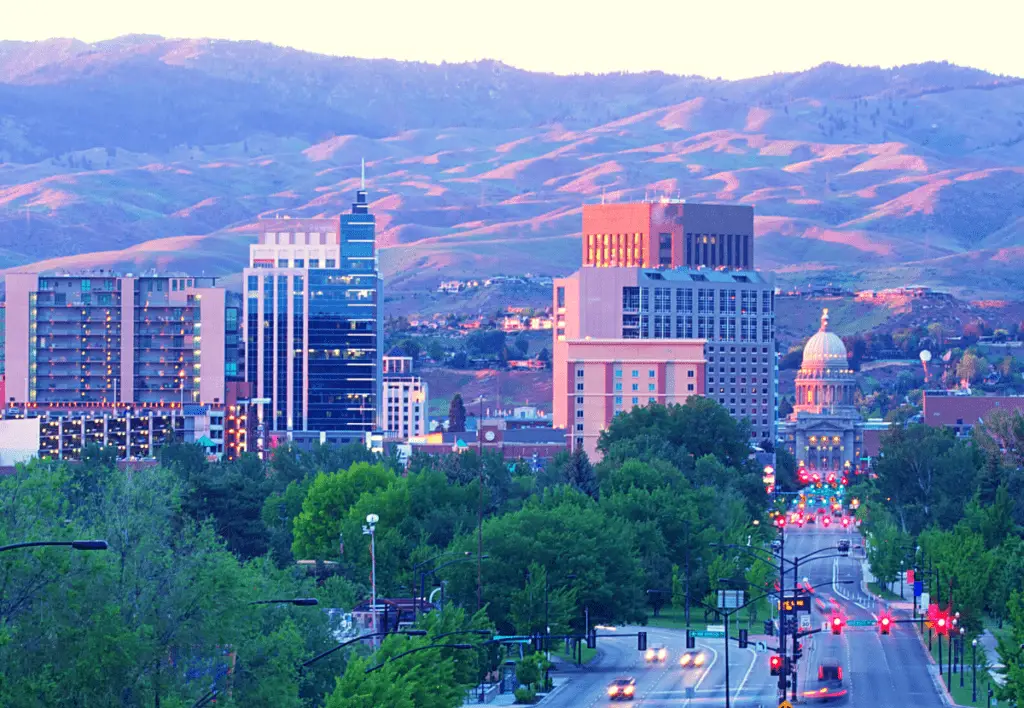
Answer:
[{"xmin": 3, "ymin": 0, "xmax": 1023, "ymax": 80}]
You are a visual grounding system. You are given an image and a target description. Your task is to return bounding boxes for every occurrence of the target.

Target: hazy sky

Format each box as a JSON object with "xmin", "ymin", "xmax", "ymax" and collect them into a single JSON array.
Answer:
[{"xmin": 5, "ymin": 0, "xmax": 1022, "ymax": 80}]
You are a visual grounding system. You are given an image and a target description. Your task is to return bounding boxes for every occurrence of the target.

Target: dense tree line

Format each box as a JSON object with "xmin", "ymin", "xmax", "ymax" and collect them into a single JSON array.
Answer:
[{"xmin": 0, "ymin": 396, "xmax": 767, "ymax": 705}]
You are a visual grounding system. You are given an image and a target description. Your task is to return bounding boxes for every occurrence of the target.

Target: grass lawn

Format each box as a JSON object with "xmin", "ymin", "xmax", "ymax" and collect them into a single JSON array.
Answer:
[
  {"xmin": 550, "ymin": 645, "xmax": 597, "ymax": 665},
  {"xmin": 921, "ymin": 626, "xmax": 1005, "ymax": 707},
  {"xmin": 868, "ymin": 581, "xmax": 905, "ymax": 602},
  {"xmin": 647, "ymin": 607, "xmax": 767, "ymax": 632}
]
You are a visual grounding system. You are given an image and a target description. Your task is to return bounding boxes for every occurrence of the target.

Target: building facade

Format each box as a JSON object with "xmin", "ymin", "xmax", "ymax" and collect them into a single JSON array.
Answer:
[
  {"xmin": 554, "ymin": 338, "xmax": 706, "ymax": 457},
  {"xmin": 382, "ymin": 355, "xmax": 427, "ymax": 439},
  {"xmin": 554, "ymin": 266, "xmax": 777, "ymax": 446},
  {"xmin": 921, "ymin": 390, "xmax": 1024, "ymax": 438},
  {"xmin": 4, "ymin": 272, "xmax": 228, "ymax": 406},
  {"xmin": 243, "ymin": 189, "xmax": 382, "ymax": 449},
  {"xmin": 582, "ymin": 200, "xmax": 754, "ymax": 270},
  {"xmin": 778, "ymin": 309, "xmax": 887, "ymax": 471}
]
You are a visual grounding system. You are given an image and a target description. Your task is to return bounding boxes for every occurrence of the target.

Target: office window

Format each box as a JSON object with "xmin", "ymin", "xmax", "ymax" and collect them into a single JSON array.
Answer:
[
  {"xmin": 575, "ymin": 436, "xmax": 584, "ymax": 448},
  {"xmin": 576, "ymin": 383, "xmax": 584, "ymax": 392},
  {"xmin": 278, "ymin": 258, "xmax": 288, "ymax": 267},
  {"xmin": 632, "ymin": 383, "xmax": 639, "ymax": 392},
  {"xmin": 688, "ymin": 383, "xmax": 695, "ymax": 391},
  {"xmin": 576, "ymin": 410, "xmax": 584, "ymax": 418},
  {"xmin": 676, "ymin": 288, "xmax": 693, "ymax": 314},
  {"xmin": 622, "ymin": 287, "xmax": 641, "ymax": 312},
  {"xmin": 677, "ymin": 315, "xmax": 694, "ymax": 338},
  {"xmin": 688, "ymin": 369, "xmax": 695, "ymax": 378},
  {"xmin": 557, "ymin": 287, "xmax": 566, "ymax": 308},
  {"xmin": 615, "ymin": 369, "xmax": 622, "ymax": 378},
  {"xmin": 576, "ymin": 423, "xmax": 584, "ymax": 431},
  {"xmin": 615, "ymin": 396, "xmax": 623, "ymax": 405},
  {"xmin": 697, "ymin": 288, "xmax": 714, "ymax": 314},
  {"xmin": 577, "ymin": 369, "xmax": 585, "ymax": 377},
  {"xmin": 654, "ymin": 287, "xmax": 671, "ymax": 312},
  {"xmin": 631, "ymin": 370, "xmax": 639, "ymax": 377},
  {"xmin": 632, "ymin": 397, "xmax": 639, "ymax": 405},
  {"xmin": 648, "ymin": 383, "xmax": 655, "ymax": 392},
  {"xmin": 576, "ymin": 396, "xmax": 584, "ymax": 404},
  {"xmin": 654, "ymin": 314, "xmax": 671, "ymax": 338},
  {"xmin": 615, "ymin": 382, "xmax": 623, "ymax": 392},
  {"xmin": 295, "ymin": 258, "xmax": 305, "ymax": 268},
  {"xmin": 325, "ymin": 258, "xmax": 337, "ymax": 268},
  {"xmin": 648, "ymin": 369, "xmax": 655, "ymax": 377},
  {"xmin": 309, "ymin": 259, "xmax": 320, "ymax": 268}
]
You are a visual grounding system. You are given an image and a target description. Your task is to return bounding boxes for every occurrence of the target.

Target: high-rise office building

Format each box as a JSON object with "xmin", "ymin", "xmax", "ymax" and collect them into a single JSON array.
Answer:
[
  {"xmin": 4, "ymin": 272, "xmax": 228, "ymax": 406},
  {"xmin": 582, "ymin": 200, "xmax": 754, "ymax": 270},
  {"xmin": 554, "ymin": 266, "xmax": 777, "ymax": 451},
  {"xmin": 382, "ymin": 355, "xmax": 428, "ymax": 439},
  {"xmin": 243, "ymin": 188, "xmax": 382, "ymax": 448}
]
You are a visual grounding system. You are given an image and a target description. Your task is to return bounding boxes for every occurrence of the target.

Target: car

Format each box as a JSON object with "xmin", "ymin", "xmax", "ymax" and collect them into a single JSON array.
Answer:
[
  {"xmin": 679, "ymin": 650, "xmax": 707, "ymax": 669},
  {"xmin": 805, "ymin": 514, "xmax": 816, "ymax": 525},
  {"xmin": 607, "ymin": 677, "xmax": 637, "ymax": 701},
  {"xmin": 802, "ymin": 660, "xmax": 848, "ymax": 703},
  {"xmin": 645, "ymin": 645, "xmax": 668, "ymax": 663}
]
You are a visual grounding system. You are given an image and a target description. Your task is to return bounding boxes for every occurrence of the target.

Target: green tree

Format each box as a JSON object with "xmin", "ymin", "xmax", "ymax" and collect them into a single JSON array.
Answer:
[
  {"xmin": 291, "ymin": 462, "xmax": 396, "ymax": 560},
  {"xmin": 449, "ymin": 393, "xmax": 468, "ymax": 433},
  {"xmin": 560, "ymin": 447, "xmax": 598, "ymax": 499}
]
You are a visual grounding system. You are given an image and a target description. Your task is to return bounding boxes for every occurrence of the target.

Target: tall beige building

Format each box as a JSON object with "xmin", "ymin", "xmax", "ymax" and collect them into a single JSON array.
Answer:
[{"xmin": 382, "ymin": 355, "xmax": 427, "ymax": 438}]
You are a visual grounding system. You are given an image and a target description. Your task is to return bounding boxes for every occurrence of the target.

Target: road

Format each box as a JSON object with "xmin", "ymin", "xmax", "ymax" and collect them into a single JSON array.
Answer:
[
  {"xmin": 544, "ymin": 623, "xmax": 778, "ymax": 707},
  {"xmin": 783, "ymin": 521, "xmax": 946, "ymax": 708},
  {"xmin": 542, "ymin": 521, "xmax": 946, "ymax": 708}
]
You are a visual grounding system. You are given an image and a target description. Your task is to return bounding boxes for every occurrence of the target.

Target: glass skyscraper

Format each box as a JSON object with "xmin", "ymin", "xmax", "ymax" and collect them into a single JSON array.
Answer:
[{"xmin": 242, "ymin": 189, "xmax": 382, "ymax": 450}]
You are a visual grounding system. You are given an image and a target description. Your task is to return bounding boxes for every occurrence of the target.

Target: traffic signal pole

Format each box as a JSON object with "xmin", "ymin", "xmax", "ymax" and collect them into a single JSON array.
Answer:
[
  {"xmin": 724, "ymin": 611, "xmax": 732, "ymax": 708},
  {"xmin": 778, "ymin": 526, "xmax": 788, "ymax": 703},
  {"xmin": 791, "ymin": 553, "xmax": 800, "ymax": 701}
]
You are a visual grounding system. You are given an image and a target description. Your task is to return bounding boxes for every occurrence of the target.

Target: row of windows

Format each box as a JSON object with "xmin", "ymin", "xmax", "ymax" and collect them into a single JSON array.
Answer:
[
  {"xmin": 626, "ymin": 314, "xmax": 774, "ymax": 341},
  {"xmin": 635, "ymin": 287, "xmax": 774, "ymax": 315}
]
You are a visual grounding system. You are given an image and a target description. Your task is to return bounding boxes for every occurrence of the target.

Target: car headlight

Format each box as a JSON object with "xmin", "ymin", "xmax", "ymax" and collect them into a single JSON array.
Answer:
[
  {"xmin": 694, "ymin": 654, "xmax": 706, "ymax": 666},
  {"xmin": 624, "ymin": 686, "xmax": 635, "ymax": 696},
  {"xmin": 680, "ymin": 654, "xmax": 692, "ymax": 665},
  {"xmin": 608, "ymin": 687, "xmax": 617, "ymax": 696}
]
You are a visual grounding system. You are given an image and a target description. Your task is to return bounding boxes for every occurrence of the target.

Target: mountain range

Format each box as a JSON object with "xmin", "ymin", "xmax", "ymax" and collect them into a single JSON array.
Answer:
[{"xmin": 1, "ymin": 35, "xmax": 1024, "ymax": 297}]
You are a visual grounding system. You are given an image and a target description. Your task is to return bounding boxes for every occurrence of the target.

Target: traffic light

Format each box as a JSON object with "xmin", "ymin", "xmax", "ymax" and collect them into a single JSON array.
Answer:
[
  {"xmin": 770, "ymin": 655, "xmax": 784, "ymax": 676},
  {"xmin": 638, "ymin": 631, "xmax": 647, "ymax": 651},
  {"xmin": 935, "ymin": 613, "xmax": 950, "ymax": 636},
  {"xmin": 587, "ymin": 629, "xmax": 597, "ymax": 649},
  {"xmin": 764, "ymin": 619, "xmax": 774, "ymax": 636},
  {"xmin": 775, "ymin": 515, "xmax": 787, "ymax": 529},
  {"xmin": 738, "ymin": 629, "xmax": 749, "ymax": 649},
  {"xmin": 830, "ymin": 614, "xmax": 845, "ymax": 635},
  {"xmin": 532, "ymin": 634, "xmax": 544, "ymax": 652},
  {"xmin": 841, "ymin": 517, "xmax": 851, "ymax": 528},
  {"xmin": 793, "ymin": 641, "xmax": 804, "ymax": 660},
  {"xmin": 685, "ymin": 630, "xmax": 695, "ymax": 649},
  {"xmin": 879, "ymin": 613, "xmax": 893, "ymax": 635}
]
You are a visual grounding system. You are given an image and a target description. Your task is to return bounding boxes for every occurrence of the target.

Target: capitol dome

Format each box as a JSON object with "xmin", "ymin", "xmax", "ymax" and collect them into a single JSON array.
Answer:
[{"xmin": 801, "ymin": 309, "xmax": 847, "ymax": 369}]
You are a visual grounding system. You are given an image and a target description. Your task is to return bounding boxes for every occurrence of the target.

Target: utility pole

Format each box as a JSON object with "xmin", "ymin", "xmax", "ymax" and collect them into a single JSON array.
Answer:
[{"xmin": 477, "ymin": 395, "xmax": 484, "ymax": 610}]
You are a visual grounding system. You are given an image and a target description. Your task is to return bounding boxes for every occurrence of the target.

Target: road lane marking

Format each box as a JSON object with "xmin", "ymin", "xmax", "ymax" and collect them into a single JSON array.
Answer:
[{"xmin": 736, "ymin": 646, "xmax": 758, "ymax": 696}]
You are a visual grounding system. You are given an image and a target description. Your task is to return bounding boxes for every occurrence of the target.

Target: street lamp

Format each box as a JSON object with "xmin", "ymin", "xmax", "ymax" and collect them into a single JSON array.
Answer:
[
  {"xmin": 0, "ymin": 539, "xmax": 109, "ymax": 553},
  {"xmin": 954, "ymin": 627, "xmax": 962, "ymax": 688},
  {"xmin": 301, "ymin": 629, "xmax": 427, "ymax": 669},
  {"xmin": 971, "ymin": 638, "xmax": 978, "ymax": 703},
  {"xmin": 363, "ymin": 514, "xmax": 379, "ymax": 641}
]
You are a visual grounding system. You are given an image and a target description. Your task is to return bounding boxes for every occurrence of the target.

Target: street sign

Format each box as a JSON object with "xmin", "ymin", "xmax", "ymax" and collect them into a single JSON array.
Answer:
[
  {"xmin": 848, "ymin": 619, "xmax": 874, "ymax": 627},
  {"xmin": 690, "ymin": 630, "xmax": 726, "ymax": 638},
  {"xmin": 493, "ymin": 635, "xmax": 528, "ymax": 641},
  {"xmin": 718, "ymin": 589, "xmax": 744, "ymax": 610},
  {"xmin": 251, "ymin": 397, "xmax": 272, "ymax": 405},
  {"xmin": 779, "ymin": 701, "xmax": 793, "ymax": 708},
  {"xmin": 780, "ymin": 595, "xmax": 810, "ymax": 614}
]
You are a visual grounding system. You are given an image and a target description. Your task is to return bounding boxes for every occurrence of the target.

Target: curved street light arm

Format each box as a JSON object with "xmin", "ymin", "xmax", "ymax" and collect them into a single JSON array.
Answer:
[
  {"xmin": 301, "ymin": 629, "xmax": 427, "ymax": 668},
  {"xmin": 413, "ymin": 550, "xmax": 472, "ymax": 571},
  {"xmin": 0, "ymin": 540, "xmax": 108, "ymax": 553},
  {"xmin": 364, "ymin": 643, "xmax": 476, "ymax": 674}
]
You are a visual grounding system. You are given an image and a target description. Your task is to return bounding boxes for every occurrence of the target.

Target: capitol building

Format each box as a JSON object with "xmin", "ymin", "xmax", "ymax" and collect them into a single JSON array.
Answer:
[{"xmin": 778, "ymin": 309, "xmax": 887, "ymax": 472}]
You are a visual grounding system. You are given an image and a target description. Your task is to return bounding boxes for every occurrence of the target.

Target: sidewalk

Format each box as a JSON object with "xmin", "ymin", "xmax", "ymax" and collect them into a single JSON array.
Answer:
[
  {"xmin": 978, "ymin": 629, "xmax": 1006, "ymax": 687},
  {"xmin": 461, "ymin": 677, "xmax": 569, "ymax": 706}
]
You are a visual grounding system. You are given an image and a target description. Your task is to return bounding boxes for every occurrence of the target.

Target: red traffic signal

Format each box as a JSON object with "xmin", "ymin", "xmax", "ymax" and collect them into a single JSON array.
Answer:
[
  {"xmin": 770, "ymin": 655, "xmax": 784, "ymax": 675},
  {"xmin": 822, "ymin": 516, "xmax": 832, "ymax": 527},
  {"xmin": 935, "ymin": 614, "xmax": 950, "ymax": 635},
  {"xmin": 830, "ymin": 614, "xmax": 845, "ymax": 635},
  {"xmin": 775, "ymin": 515, "xmax": 787, "ymax": 529},
  {"xmin": 841, "ymin": 517, "xmax": 850, "ymax": 528},
  {"xmin": 879, "ymin": 614, "xmax": 892, "ymax": 635}
]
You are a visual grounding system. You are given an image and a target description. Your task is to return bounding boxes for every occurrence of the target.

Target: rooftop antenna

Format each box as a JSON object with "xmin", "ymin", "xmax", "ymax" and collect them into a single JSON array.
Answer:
[{"xmin": 361, "ymin": 158, "xmax": 365, "ymax": 189}]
